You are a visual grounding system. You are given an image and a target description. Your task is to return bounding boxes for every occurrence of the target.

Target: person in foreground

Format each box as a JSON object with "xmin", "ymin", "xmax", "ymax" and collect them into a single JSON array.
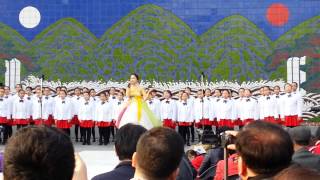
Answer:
[
  {"xmin": 3, "ymin": 126, "xmax": 75, "ymax": 180},
  {"xmin": 233, "ymin": 121, "xmax": 294, "ymax": 180},
  {"xmin": 92, "ymin": 123, "xmax": 147, "ymax": 180},
  {"xmin": 132, "ymin": 127, "xmax": 184, "ymax": 180},
  {"xmin": 288, "ymin": 126, "xmax": 320, "ymax": 171}
]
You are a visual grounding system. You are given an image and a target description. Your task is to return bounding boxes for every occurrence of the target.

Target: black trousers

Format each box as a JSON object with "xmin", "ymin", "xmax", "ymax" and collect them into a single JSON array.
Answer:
[
  {"xmin": 75, "ymin": 124, "xmax": 79, "ymax": 140},
  {"xmin": 98, "ymin": 127, "xmax": 111, "ymax": 144},
  {"xmin": 110, "ymin": 126, "xmax": 115, "ymax": 140},
  {"xmin": 91, "ymin": 127, "xmax": 96, "ymax": 141},
  {"xmin": 83, "ymin": 128, "xmax": 91, "ymax": 144},
  {"xmin": 190, "ymin": 123, "xmax": 195, "ymax": 142},
  {"xmin": 178, "ymin": 126, "xmax": 190, "ymax": 144}
]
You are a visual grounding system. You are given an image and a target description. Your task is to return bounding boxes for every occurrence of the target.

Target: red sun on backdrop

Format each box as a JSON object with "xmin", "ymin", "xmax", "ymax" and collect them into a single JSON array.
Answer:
[{"xmin": 266, "ymin": 3, "xmax": 290, "ymax": 26}]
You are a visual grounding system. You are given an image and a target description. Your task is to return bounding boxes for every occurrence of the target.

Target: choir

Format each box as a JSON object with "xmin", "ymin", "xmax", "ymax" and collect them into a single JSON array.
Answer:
[{"xmin": 0, "ymin": 82, "xmax": 303, "ymax": 146}]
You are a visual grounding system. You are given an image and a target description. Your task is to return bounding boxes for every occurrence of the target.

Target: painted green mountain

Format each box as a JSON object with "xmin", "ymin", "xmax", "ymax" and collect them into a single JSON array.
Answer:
[
  {"xmin": 94, "ymin": 4, "xmax": 198, "ymax": 81},
  {"xmin": 0, "ymin": 23, "xmax": 31, "ymax": 82},
  {"xmin": 198, "ymin": 15, "xmax": 272, "ymax": 81},
  {"xmin": 31, "ymin": 18, "xmax": 98, "ymax": 81},
  {"xmin": 267, "ymin": 15, "xmax": 320, "ymax": 80},
  {"xmin": 267, "ymin": 33, "xmax": 320, "ymax": 92}
]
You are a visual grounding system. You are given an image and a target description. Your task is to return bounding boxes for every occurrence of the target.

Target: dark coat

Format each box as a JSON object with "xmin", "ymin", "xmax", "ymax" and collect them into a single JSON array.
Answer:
[
  {"xmin": 92, "ymin": 161, "xmax": 134, "ymax": 180},
  {"xmin": 292, "ymin": 147, "xmax": 320, "ymax": 171}
]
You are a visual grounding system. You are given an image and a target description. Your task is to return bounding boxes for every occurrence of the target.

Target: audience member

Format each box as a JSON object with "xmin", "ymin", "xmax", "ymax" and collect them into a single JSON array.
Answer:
[
  {"xmin": 309, "ymin": 127, "xmax": 320, "ymax": 155},
  {"xmin": 274, "ymin": 164, "xmax": 320, "ymax": 180},
  {"xmin": 235, "ymin": 121, "xmax": 294, "ymax": 180},
  {"xmin": 4, "ymin": 126, "xmax": 75, "ymax": 180},
  {"xmin": 288, "ymin": 126, "xmax": 320, "ymax": 171},
  {"xmin": 92, "ymin": 123, "xmax": 147, "ymax": 180},
  {"xmin": 132, "ymin": 127, "xmax": 184, "ymax": 180}
]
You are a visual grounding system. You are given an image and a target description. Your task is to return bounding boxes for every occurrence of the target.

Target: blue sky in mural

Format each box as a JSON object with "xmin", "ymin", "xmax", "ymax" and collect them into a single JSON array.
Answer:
[{"xmin": 0, "ymin": 0, "xmax": 319, "ymax": 41}]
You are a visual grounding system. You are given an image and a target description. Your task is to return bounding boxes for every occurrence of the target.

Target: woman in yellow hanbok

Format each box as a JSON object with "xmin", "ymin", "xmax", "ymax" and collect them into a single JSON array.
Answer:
[{"xmin": 116, "ymin": 74, "xmax": 161, "ymax": 129}]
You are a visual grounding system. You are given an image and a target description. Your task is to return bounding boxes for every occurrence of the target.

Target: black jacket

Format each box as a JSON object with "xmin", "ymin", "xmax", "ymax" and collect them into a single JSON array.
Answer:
[
  {"xmin": 292, "ymin": 147, "xmax": 320, "ymax": 171},
  {"xmin": 177, "ymin": 155, "xmax": 197, "ymax": 180},
  {"xmin": 92, "ymin": 161, "xmax": 134, "ymax": 180},
  {"xmin": 198, "ymin": 147, "xmax": 224, "ymax": 179}
]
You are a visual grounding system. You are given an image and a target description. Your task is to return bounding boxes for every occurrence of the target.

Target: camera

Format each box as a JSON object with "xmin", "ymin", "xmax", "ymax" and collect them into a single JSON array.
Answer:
[{"xmin": 220, "ymin": 132, "xmax": 236, "ymax": 148}]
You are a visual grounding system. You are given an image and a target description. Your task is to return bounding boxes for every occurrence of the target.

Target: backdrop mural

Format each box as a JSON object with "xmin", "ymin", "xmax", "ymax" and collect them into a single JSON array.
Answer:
[{"xmin": 0, "ymin": 0, "xmax": 319, "ymax": 92}]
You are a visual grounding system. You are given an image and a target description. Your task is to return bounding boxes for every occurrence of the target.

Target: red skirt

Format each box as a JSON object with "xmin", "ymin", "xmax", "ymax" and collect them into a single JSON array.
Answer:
[
  {"xmin": 70, "ymin": 115, "xmax": 80, "ymax": 125},
  {"xmin": 264, "ymin": 116, "xmax": 278, "ymax": 124},
  {"xmin": 29, "ymin": 116, "xmax": 34, "ymax": 124},
  {"xmin": 56, "ymin": 120, "xmax": 71, "ymax": 129},
  {"xmin": 178, "ymin": 122, "xmax": 191, "ymax": 126},
  {"xmin": 211, "ymin": 119, "xmax": 219, "ymax": 126},
  {"xmin": 80, "ymin": 120, "xmax": 94, "ymax": 128},
  {"xmin": 284, "ymin": 115, "xmax": 300, "ymax": 127},
  {"xmin": 163, "ymin": 119, "xmax": 176, "ymax": 129},
  {"xmin": 14, "ymin": 119, "xmax": 29, "ymax": 125},
  {"xmin": 33, "ymin": 119, "xmax": 44, "ymax": 125},
  {"xmin": 96, "ymin": 121, "xmax": 113, "ymax": 127},
  {"xmin": 44, "ymin": 115, "xmax": 55, "ymax": 126},
  {"xmin": 219, "ymin": 119, "xmax": 233, "ymax": 128},
  {"xmin": 243, "ymin": 119, "xmax": 254, "ymax": 125},
  {"xmin": 200, "ymin": 119, "xmax": 212, "ymax": 126},
  {"xmin": 0, "ymin": 117, "xmax": 7, "ymax": 124},
  {"xmin": 233, "ymin": 119, "xmax": 243, "ymax": 126}
]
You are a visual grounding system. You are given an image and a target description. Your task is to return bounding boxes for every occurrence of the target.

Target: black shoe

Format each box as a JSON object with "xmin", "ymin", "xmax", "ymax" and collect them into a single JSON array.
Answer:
[
  {"xmin": 82, "ymin": 141, "xmax": 86, "ymax": 145},
  {"xmin": 75, "ymin": 138, "xmax": 79, "ymax": 142},
  {"xmin": 99, "ymin": 142, "xmax": 103, "ymax": 145},
  {"xmin": 104, "ymin": 141, "xmax": 109, "ymax": 145},
  {"xmin": 80, "ymin": 138, "xmax": 83, "ymax": 142},
  {"xmin": 87, "ymin": 142, "xmax": 91, "ymax": 145},
  {"xmin": 92, "ymin": 139, "xmax": 96, "ymax": 142},
  {"xmin": 187, "ymin": 142, "xmax": 190, "ymax": 146}
]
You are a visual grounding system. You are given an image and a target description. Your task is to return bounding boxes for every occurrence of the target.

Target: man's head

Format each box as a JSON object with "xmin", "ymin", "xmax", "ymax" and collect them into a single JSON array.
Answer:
[
  {"xmin": 288, "ymin": 126, "xmax": 311, "ymax": 150},
  {"xmin": 0, "ymin": 87, "xmax": 5, "ymax": 97},
  {"xmin": 115, "ymin": 123, "xmax": 147, "ymax": 161},
  {"xmin": 132, "ymin": 127, "xmax": 184, "ymax": 180},
  {"xmin": 244, "ymin": 89, "xmax": 251, "ymax": 98},
  {"xmin": 197, "ymin": 89, "xmax": 204, "ymax": 98},
  {"xmin": 15, "ymin": 84, "xmax": 22, "ymax": 93},
  {"xmin": 4, "ymin": 126, "xmax": 75, "ymax": 180},
  {"xmin": 284, "ymin": 83, "xmax": 293, "ymax": 93},
  {"xmin": 236, "ymin": 121, "xmax": 293, "ymax": 179},
  {"xmin": 274, "ymin": 86, "xmax": 280, "ymax": 95},
  {"xmin": 263, "ymin": 86, "xmax": 271, "ymax": 96},
  {"xmin": 18, "ymin": 89, "xmax": 25, "ymax": 98}
]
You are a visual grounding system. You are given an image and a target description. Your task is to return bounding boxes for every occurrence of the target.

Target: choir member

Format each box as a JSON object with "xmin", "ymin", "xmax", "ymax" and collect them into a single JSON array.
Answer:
[
  {"xmin": 147, "ymin": 89, "xmax": 161, "ymax": 119},
  {"xmin": 259, "ymin": 86, "xmax": 278, "ymax": 123},
  {"xmin": 273, "ymin": 85, "xmax": 282, "ymax": 121},
  {"xmin": 4, "ymin": 86, "xmax": 13, "ymax": 139},
  {"xmin": 71, "ymin": 87, "xmax": 83, "ymax": 142},
  {"xmin": 95, "ymin": 92, "xmax": 113, "ymax": 145},
  {"xmin": 31, "ymin": 89, "xmax": 43, "ymax": 125},
  {"xmin": 89, "ymin": 88, "xmax": 97, "ymax": 142},
  {"xmin": 239, "ymin": 89, "xmax": 259, "ymax": 126},
  {"xmin": 53, "ymin": 90, "xmax": 73, "ymax": 135},
  {"xmin": 280, "ymin": 83, "xmax": 303, "ymax": 127},
  {"xmin": 216, "ymin": 90, "xmax": 236, "ymax": 129},
  {"xmin": 78, "ymin": 92, "xmax": 95, "ymax": 145},
  {"xmin": 109, "ymin": 87, "xmax": 117, "ymax": 141},
  {"xmin": 234, "ymin": 88, "xmax": 245, "ymax": 127},
  {"xmin": 12, "ymin": 90, "xmax": 29, "ymax": 130},
  {"xmin": 160, "ymin": 90, "xmax": 177, "ymax": 129},
  {"xmin": 185, "ymin": 87, "xmax": 195, "ymax": 142},
  {"xmin": 0, "ymin": 87, "xmax": 9, "ymax": 144},
  {"xmin": 194, "ymin": 89, "xmax": 212, "ymax": 131},
  {"xmin": 177, "ymin": 92, "xmax": 193, "ymax": 146}
]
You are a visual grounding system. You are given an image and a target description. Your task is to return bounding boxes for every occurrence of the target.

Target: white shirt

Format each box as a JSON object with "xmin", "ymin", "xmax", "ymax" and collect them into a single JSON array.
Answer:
[
  {"xmin": 193, "ymin": 97, "xmax": 212, "ymax": 122},
  {"xmin": 280, "ymin": 93, "xmax": 302, "ymax": 118},
  {"xmin": 72, "ymin": 95, "xmax": 83, "ymax": 116},
  {"xmin": 239, "ymin": 97, "xmax": 259, "ymax": 120},
  {"xmin": 78, "ymin": 100, "xmax": 95, "ymax": 120},
  {"xmin": 215, "ymin": 98, "xmax": 236, "ymax": 120},
  {"xmin": 112, "ymin": 100, "xmax": 126, "ymax": 120},
  {"xmin": 147, "ymin": 98, "xmax": 160, "ymax": 118},
  {"xmin": 25, "ymin": 95, "xmax": 33, "ymax": 117},
  {"xmin": 177, "ymin": 101, "xmax": 194, "ymax": 123},
  {"xmin": 53, "ymin": 97, "xmax": 73, "ymax": 120},
  {"xmin": 273, "ymin": 94, "xmax": 282, "ymax": 117},
  {"xmin": 31, "ymin": 96, "xmax": 42, "ymax": 119},
  {"xmin": 94, "ymin": 100, "xmax": 113, "ymax": 122},
  {"xmin": 259, "ymin": 95, "xmax": 278, "ymax": 119},
  {"xmin": 160, "ymin": 98, "xmax": 177, "ymax": 121},
  {"xmin": 42, "ymin": 95, "xmax": 54, "ymax": 119},
  {"xmin": 12, "ymin": 97, "xmax": 29, "ymax": 119},
  {"xmin": 235, "ymin": 97, "xmax": 245, "ymax": 119},
  {"xmin": 211, "ymin": 97, "xmax": 222, "ymax": 119},
  {"xmin": 0, "ymin": 96, "xmax": 9, "ymax": 118}
]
